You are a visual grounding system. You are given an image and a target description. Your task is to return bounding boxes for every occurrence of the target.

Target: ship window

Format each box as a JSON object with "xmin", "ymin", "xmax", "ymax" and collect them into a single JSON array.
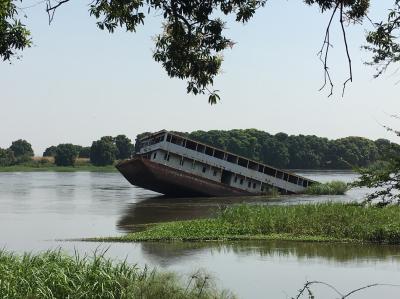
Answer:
[
  {"xmin": 185, "ymin": 140, "xmax": 197, "ymax": 150},
  {"xmin": 258, "ymin": 165, "xmax": 264, "ymax": 173},
  {"xmin": 276, "ymin": 171, "xmax": 283, "ymax": 179},
  {"xmin": 240, "ymin": 178, "xmax": 243, "ymax": 185},
  {"xmin": 283, "ymin": 173, "xmax": 289, "ymax": 181},
  {"xmin": 303, "ymin": 180, "xmax": 309, "ymax": 188},
  {"xmin": 205, "ymin": 147, "xmax": 213, "ymax": 156},
  {"xmin": 179, "ymin": 158, "xmax": 184, "ymax": 166},
  {"xmin": 153, "ymin": 152, "xmax": 157, "ymax": 159},
  {"xmin": 202, "ymin": 166, "xmax": 207, "ymax": 173},
  {"xmin": 164, "ymin": 153, "xmax": 170, "ymax": 161},
  {"xmin": 264, "ymin": 167, "xmax": 276, "ymax": 176},
  {"xmin": 238, "ymin": 158, "xmax": 248, "ymax": 167},
  {"xmin": 214, "ymin": 150, "xmax": 224, "ymax": 159},
  {"xmin": 253, "ymin": 182, "xmax": 256, "ymax": 189},
  {"xmin": 288, "ymin": 175, "xmax": 297, "ymax": 184},
  {"xmin": 213, "ymin": 169, "xmax": 217, "ymax": 176},
  {"xmin": 248, "ymin": 161, "xmax": 258, "ymax": 170},
  {"xmin": 166, "ymin": 134, "xmax": 172, "ymax": 142},
  {"xmin": 196, "ymin": 144, "xmax": 205, "ymax": 153},
  {"xmin": 234, "ymin": 176, "xmax": 238, "ymax": 183},
  {"xmin": 248, "ymin": 181, "xmax": 251, "ymax": 188},
  {"xmin": 227, "ymin": 154, "xmax": 237, "ymax": 163}
]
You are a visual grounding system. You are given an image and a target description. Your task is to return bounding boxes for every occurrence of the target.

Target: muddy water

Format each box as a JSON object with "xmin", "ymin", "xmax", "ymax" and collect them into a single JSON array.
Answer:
[{"xmin": 0, "ymin": 171, "xmax": 399, "ymax": 298}]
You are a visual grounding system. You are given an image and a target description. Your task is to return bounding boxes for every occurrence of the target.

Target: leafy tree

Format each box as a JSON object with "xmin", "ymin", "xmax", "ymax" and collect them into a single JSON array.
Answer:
[
  {"xmin": 352, "ymin": 120, "xmax": 400, "ymax": 205},
  {"xmin": 78, "ymin": 146, "xmax": 91, "ymax": 158},
  {"xmin": 90, "ymin": 137, "xmax": 117, "ymax": 166},
  {"xmin": 9, "ymin": 139, "xmax": 33, "ymax": 163},
  {"xmin": 43, "ymin": 146, "xmax": 57, "ymax": 157},
  {"xmin": 2, "ymin": 1, "xmax": 400, "ymax": 101},
  {"xmin": 115, "ymin": 135, "xmax": 133, "ymax": 159},
  {"xmin": 54, "ymin": 144, "xmax": 78, "ymax": 166},
  {"xmin": 260, "ymin": 139, "xmax": 289, "ymax": 168},
  {"xmin": 0, "ymin": 148, "xmax": 15, "ymax": 166},
  {"xmin": 0, "ymin": 0, "xmax": 31, "ymax": 61}
]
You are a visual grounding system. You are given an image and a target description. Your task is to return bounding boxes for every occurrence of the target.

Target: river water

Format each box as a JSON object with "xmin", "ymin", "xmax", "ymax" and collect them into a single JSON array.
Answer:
[{"xmin": 0, "ymin": 171, "xmax": 399, "ymax": 298}]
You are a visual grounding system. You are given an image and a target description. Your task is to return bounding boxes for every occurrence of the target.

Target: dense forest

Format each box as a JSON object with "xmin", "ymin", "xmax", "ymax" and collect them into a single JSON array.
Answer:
[{"xmin": 156, "ymin": 129, "xmax": 400, "ymax": 170}]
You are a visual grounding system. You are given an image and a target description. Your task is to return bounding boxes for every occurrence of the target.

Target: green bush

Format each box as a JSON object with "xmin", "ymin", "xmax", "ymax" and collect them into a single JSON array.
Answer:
[
  {"xmin": 90, "ymin": 137, "xmax": 117, "ymax": 166},
  {"xmin": 304, "ymin": 181, "xmax": 348, "ymax": 195},
  {"xmin": 54, "ymin": 144, "xmax": 78, "ymax": 166},
  {"xmin": 9, "ymin": 139, "xmax": 34, "ymax": 163},
  {"xmin": 0, "ymin": 148, "xmax": 16, "ymax": 166}
]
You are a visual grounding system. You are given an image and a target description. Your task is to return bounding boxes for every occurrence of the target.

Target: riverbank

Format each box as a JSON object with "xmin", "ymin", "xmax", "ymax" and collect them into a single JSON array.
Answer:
[
  {"xmin": 0, "ymin": 157, "xmax": 118, "ymax": 172},
  {"xmin": 0, "ymin": 249, "xmax": 233, "ymax": 299},
  {"xmin": 0, "ymin": 164, "xmax": 117, "ymax": 172},
  {"xmin": 95, "ymin": 203, "xmax": 400, "ymax": 244}
]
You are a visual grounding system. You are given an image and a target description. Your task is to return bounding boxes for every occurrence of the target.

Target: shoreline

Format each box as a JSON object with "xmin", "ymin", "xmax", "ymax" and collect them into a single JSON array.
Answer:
[{"xmin": 0, "ymin": 165, "xmax": 118, "ymax": 172}]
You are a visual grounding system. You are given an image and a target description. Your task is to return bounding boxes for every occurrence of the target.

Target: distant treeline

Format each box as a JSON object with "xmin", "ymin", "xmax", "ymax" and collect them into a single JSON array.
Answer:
[
  {"xmin": 2, "ymin": 130, "xmax": 399, "ymax": 169},
  {"xmin": 161, "ymin": 129, "xmax": 399, "ymax": 169},
  {"xmin": 0, "ymin": 135, "xmax": 134, "ymax": 167}
]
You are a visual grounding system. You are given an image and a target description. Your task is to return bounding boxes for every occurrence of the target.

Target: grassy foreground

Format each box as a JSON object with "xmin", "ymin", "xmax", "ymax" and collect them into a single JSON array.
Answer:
[
  {"xmin": 98, "ymin": 203, "xmax": 400, "ymax": 244},
  {"xmin": 0, "ymin": 249, "xmax": 233, "ymax": 299}
]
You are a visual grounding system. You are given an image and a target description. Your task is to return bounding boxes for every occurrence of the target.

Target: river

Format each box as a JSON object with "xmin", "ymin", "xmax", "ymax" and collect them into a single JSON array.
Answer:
[{"xmin": 0, "ymin": 171, "xmax": 399, "ymax": 298}]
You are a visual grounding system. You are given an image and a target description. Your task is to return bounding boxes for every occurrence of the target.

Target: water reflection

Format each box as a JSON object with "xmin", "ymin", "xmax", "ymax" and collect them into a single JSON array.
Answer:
[{"xmin": 139, "ymin": 241, "xmax": 400, "ymax": 267}]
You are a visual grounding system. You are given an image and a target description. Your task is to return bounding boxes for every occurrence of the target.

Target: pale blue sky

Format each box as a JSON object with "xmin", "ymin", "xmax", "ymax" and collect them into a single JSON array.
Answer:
[{"xmin": 1, "ymin": 0, "xmax": 399, "ymax": 155}]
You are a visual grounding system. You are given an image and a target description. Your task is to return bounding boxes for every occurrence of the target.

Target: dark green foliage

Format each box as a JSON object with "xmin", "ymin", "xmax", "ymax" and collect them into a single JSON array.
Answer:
[
  {"xmin": 0, "ymin": 147, "xmax": 15, "ymax": 166},
  {"xmin": 9, "ymin": 139, "xmax": 33, "ymax": 163},
  {"xmin": 90, "ymin": 137, "xmax": 118, "ymax": 166},
  {"xmin": 78, "ymin": 146, "xmax": 91, "ymax": 158},
  {"xmin": 5, "ymin": 0, "xmax": 392, "ymax": 102},
  {"xmin": 182, "ymin": 129, "xmax": 399, "ymax": 169},
  {"xmin": 43, "ymin": 145, "xmax": 57, "ymax": 157},
  {"xmin": 54, "ymin": 144, "xmax": 78, "ymax": 166},
  {"xmin": 0, "ymin": 249, "xmax": 232, "ymax": 299},
  {"xmin": 119, "ymin": 203, "xmax": 400, "ymax": 244},
  {"xmin": 352, "ymin": 122, "xmax": 400, "ymax": 205},
  {"xmin": 115, "ymin": 134, "xmax": 133, "ymax": 159},
  {"xmin": 0, "ymin": 0, "xmax": 31, "ymax": 61},
  {"xmin": 365, "ymin": 0, "xmax": 400, "ymax": 77}
]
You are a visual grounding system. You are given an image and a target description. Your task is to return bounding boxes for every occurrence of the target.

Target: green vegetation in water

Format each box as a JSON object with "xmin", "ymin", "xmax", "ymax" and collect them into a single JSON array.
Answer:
[
  {"xmin": 0, "ymin": 249, "xmax": 233, "ymax": 299},
  {"xmin": 97, "ymin": 203, "xmax": 400, "ymax": 244},
  {"xmin": 304, "ymin": 181, "xmax": 348, "ymax": 195}
]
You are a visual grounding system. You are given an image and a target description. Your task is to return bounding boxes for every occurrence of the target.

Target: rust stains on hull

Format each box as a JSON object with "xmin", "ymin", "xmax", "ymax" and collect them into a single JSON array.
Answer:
[{"xmin": 116, "ymin": 157, "xmax": 253, "ymax": 197}]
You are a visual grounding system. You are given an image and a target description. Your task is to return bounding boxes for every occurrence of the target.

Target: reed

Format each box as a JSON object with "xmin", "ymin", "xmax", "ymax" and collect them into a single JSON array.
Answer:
[
  {"xmin": 304, "ymin": 181, "xmax": 348, "ymax": 195},
  {"xmin": 0, "ymin": 249, "xmax": 233, "ymax": 299},
  {"xmin": 106, "ymin": 203, "xmax": 400, "ymax": 244}
]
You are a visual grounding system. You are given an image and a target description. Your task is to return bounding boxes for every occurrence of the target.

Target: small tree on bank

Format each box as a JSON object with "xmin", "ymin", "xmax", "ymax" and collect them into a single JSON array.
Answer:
[
  {"xmin": 90, "ymin": 138, "xmax": 117, "ymax": 166},
  {"xmin": 43, "ymin": 146, "xmax": 57, "ymax": 157},
  {"xmin": 54, "ymin": 144, "xmax": 78, "ymax": 166},
  {"xmin": 115, "ymin": 135, "xmax": 133, "ymax": 160},
  {"xmin": 9, "ymin": 139, "xmax": 34, "ymax": 163},
  {"xmin": 0, "ymin": 148, "xmax": 16, "ymax": 166}
]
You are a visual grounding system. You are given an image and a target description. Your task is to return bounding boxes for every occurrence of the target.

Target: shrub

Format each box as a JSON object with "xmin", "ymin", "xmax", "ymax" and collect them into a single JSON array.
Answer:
[
  {"xmin": 9, "ymin": 139, "xmax": 34, "ymax": 163},
  {"xmin": 90, "ymin": 138, "xmax": 117, "ymax": 166},
  {"xmin": 0, "ymin": 148, "xmax": 16, "ymax": 166},
  {"xmin": 304, "ymin": 181, "xmax": 348, "ymax": 195},
  {"xmin": 54, "ymin": 144, "xmax": 78, "ymax": 166}
]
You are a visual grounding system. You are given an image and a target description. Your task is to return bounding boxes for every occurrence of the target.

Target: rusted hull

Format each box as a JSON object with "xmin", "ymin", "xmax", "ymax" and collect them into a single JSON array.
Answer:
[{"xmin": 116, "ymin": 157, "xmax": 253, "ymax": 197}]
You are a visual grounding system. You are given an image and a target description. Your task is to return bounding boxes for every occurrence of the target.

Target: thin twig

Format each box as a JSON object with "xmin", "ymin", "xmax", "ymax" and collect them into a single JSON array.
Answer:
[{"xmin": 340, "ymin": 3, "xmax": 353, "ymax": 97}]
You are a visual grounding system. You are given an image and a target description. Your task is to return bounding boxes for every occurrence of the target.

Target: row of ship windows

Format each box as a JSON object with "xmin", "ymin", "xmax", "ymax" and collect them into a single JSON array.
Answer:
[
  {"xmin": 154, "ymin": 151, "xmax": 259, "ymax": 188},
  {"xmin": 161, "ymin": 134, "xmax": 310, "ymax": 187},
  {"xmin": 144, "ymin": 134, "xmax": 311, "ymax": 187}
]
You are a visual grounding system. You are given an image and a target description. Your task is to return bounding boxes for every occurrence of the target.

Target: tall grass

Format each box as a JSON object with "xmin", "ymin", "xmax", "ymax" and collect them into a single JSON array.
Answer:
[
  {"xmin": 304, "ymin": 181, "xmax": 348, "ymax": 195},
  {"xmin": 0, "ymin": 249, "xmax": 233, "ymax": 299},
  {"xmin": 111, "ymin": 203, "xmax": 400, "ymax": 244}
]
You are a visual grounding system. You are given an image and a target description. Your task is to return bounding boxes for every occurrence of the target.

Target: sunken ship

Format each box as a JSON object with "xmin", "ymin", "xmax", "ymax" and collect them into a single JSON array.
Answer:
[{"xmin": 116, "ymin": 130, "xmax": 317, "ymax": 197}]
